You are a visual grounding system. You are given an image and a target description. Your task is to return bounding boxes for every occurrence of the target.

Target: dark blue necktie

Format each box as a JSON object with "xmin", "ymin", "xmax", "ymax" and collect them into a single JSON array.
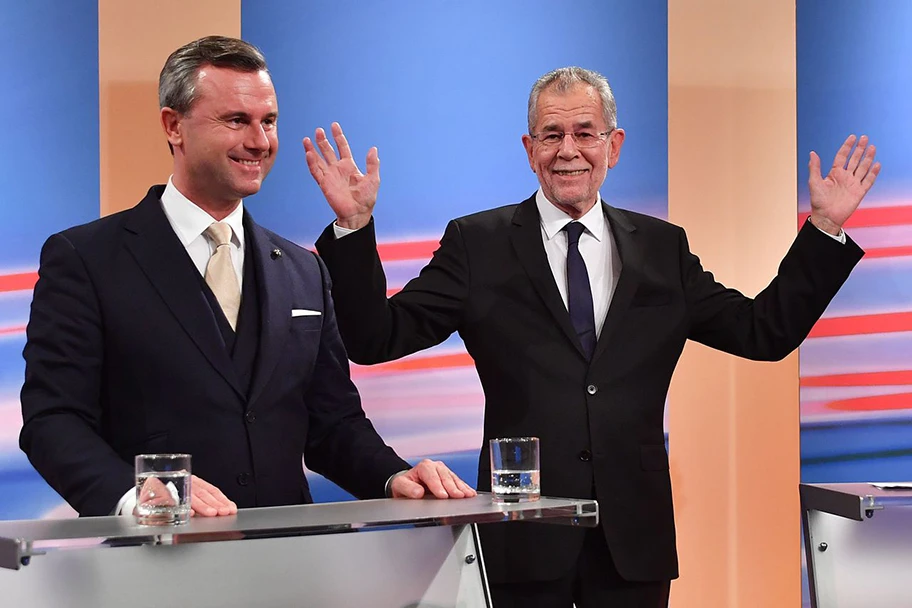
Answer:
[{"xmin": 564, "ymin": 222, "xmax": 596, "ymax": 360}]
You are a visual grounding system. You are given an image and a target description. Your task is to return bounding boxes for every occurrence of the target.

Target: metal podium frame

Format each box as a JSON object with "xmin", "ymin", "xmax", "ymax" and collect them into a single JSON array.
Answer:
[
  {"xmin": 0, "ymin": 493, "xmax": 598, "ymax": 607},
  {"xmin": 800, "ymin": 482, "xmax": 912, "ymax": 608}
]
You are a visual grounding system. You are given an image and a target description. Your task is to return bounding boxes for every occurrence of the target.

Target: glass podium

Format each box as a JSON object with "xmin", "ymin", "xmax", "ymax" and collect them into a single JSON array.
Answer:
[
  {"xmin": 800, "ymin": 482, "xmax": 912, "ymax": 608},
  {"xmin": 0, "ymin": 493, "xmax": 597, "ymax": 607}
]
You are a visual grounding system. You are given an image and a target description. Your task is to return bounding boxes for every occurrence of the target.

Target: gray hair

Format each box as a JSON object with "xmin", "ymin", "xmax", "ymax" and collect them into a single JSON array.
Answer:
[
  {"xmin": 527, "ymin": 67, "xmax": 617, "ymax": 133},
  {"xmin": 159, "ymin": 35, "xmax": 268, "ymax": 114}
]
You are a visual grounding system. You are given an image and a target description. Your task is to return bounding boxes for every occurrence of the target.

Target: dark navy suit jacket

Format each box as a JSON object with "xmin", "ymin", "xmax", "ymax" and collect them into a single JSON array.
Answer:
[{"xmin": 20, "ymin": 185, "xmax": 408, "ymax": 517}]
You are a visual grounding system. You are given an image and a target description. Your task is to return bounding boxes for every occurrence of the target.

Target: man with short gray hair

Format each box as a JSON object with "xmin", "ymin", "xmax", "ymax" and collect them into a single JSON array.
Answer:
[{"xmin": 309, "ymin": 67, "xmax": 877, "ymax": 606}]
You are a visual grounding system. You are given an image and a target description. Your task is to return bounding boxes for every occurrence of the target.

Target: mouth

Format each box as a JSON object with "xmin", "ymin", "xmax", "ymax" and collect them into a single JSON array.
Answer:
[
  {"xmin": 231, "ymin": 158, "xmax": 265, "ymax": 168},
  {"xmin": 553, "ymin": 169, "xmax": 588, "ymax": 177}
]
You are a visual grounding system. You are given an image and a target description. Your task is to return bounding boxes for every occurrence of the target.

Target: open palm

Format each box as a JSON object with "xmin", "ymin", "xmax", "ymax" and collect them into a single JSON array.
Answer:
[
  {"xmin": 303, "ymin": 122, "xmax": 379, "ymax": 230},
  {"xmin": 808, "ymin": 134, "xmax": 880, "ymax": 233}
]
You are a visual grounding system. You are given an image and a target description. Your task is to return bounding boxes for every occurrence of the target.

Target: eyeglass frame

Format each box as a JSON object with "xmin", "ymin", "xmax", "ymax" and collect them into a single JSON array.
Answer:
[{"xmin": 529, "ymin": 128, "xmax": 616, "ymax": 149}]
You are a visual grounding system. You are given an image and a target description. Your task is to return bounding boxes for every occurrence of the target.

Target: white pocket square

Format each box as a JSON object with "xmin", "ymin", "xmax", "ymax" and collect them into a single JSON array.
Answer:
[{"xmin": 292, "ymin": 309, "xmax": 322, "ymax": 317}]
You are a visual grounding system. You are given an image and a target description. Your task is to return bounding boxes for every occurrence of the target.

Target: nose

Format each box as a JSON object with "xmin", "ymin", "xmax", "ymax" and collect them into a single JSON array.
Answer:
[
  {"xmin": 246, "ymin": 123, "xmax": 270, "ymax": 152},
  {"xmin": 557, "ymin": 133, "xmax": 580, "ymax": 158}
]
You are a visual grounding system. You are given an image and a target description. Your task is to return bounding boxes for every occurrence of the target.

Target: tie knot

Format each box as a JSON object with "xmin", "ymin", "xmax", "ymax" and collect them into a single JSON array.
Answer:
[
  {"xmin": 206, "ymin": 222, "xmax": 233, "ymax": 247},
  {"xmin": 564, "ymin": 221, "xmax": 586, "ymax": 246}
]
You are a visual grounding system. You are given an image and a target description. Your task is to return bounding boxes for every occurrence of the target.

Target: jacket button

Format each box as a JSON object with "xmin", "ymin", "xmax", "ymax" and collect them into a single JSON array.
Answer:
[
  {"xmin": 236, "ymin": 473, "xmax": 250, "ymax": 486},
  {"xmin": 587, "ymin": 384, "xmax": 598, "ymax": 395},
  {"xmin": 578, "ymin": 449, "xmax": 592, "ymax": 462},
  {"xmin": 245, "ymin": 411, "xmax": 256, "ymax": 423}
]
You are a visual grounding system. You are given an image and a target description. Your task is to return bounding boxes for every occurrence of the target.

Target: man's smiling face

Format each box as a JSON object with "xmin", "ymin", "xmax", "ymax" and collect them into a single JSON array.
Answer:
[{"xmin": 522, "ymin": 83, "xmax": 624, "ymax": 218}]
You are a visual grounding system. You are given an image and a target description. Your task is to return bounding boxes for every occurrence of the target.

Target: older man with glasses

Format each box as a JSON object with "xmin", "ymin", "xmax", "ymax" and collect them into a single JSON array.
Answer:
[{"xmin": 306, "ymin": 66, "xmax": 879, "ymax": 607}]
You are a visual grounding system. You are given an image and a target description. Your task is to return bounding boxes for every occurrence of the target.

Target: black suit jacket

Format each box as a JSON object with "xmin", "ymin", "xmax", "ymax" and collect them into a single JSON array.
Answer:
[
  {"xmin": 20, "ymin": 185, "xmax": 408, "ymax": 517},
  {"xmin": 315, "ymin": 194, "xmax": 863, "ymax": 583}
]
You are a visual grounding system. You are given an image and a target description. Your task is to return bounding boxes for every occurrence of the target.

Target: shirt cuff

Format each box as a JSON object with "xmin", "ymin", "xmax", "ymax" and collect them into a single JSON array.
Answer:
[
  {"xmin": 384, "ymin": 469, "xmax": 411, "ymax": 498},
  {"xmin": 333, "ymin": 222, "xmax": 362, "ymax": 239},
  {"xmin": 814, "ymin": 223, "xmax": 846, "ymax": 244},
  {"xmin": 114, "ymin": 486, "xmax": 137, "ymax": 517}
]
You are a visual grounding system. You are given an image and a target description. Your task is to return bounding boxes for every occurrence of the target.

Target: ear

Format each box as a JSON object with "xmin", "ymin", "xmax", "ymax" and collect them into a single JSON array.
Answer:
[
  {"xmin": 521, "ymin": 133, "xmax": 536, "ymax": 173},
  {"xmin": 160, "ymin": 107, "xmax": 184, "ymax": 148},
  {"xmin": 607, "ymin": 128, "xmax": 625, "ymax": 169}
]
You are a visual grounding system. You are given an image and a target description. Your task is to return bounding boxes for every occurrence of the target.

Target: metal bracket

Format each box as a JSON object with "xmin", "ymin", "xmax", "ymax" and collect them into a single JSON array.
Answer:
[{"xmin": 0, "ymin": 537, "xmax": 46, "ymax": 570}]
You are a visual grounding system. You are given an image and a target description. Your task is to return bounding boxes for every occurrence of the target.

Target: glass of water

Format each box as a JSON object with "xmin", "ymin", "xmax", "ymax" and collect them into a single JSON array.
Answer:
[
  {"xmin": 489, "ymin": 437, "xmax": 540, "ymax": 503},
  {"xmin": 134, "ymin": 453, "xmax": 192, "ymax": 525}
]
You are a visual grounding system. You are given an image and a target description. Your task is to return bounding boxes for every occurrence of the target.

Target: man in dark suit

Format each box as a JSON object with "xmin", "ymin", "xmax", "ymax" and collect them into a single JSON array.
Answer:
[
  {"xmin": 19, "ymin": 36, "xmax": 474, "ymax": 520},
  {"xmin": 305, "ymin": 67, "xmax": 879, "ymax": 606}
]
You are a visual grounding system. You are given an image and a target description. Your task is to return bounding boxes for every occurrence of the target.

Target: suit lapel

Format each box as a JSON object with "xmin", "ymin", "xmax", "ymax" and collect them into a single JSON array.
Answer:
[
  {"xmin": 122, "ymin": 189, "xmax": 244, "ymax": 398},
  {"xmin": 593, "ymin": 203, "xmax": 643, "ymax": 361},
  {"xmin": 509, "ymin": 195, "xmax": 586, "ymax": 357},
  {"xmin": 244, "ymin": 217, "xmax": 291, "ymax": 409}
]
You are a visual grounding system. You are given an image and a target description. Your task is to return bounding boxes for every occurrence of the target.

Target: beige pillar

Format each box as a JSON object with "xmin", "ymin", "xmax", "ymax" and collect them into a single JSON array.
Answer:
[
  {"xmin": 667, "ymin": 1, "xmax": 799, "ymax": 606},
  {"xmin": 98, "ymin": 1, "xmax": 240, "ymax": 216}
]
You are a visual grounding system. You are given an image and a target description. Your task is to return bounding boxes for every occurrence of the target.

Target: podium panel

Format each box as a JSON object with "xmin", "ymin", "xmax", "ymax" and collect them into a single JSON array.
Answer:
[
  {"xmin": 0, "ymin": 494, "xmax": 597, "ymax": 608},
  {"xmin": 801, "ymin": 482, "xmax": 912, "ymax": 608}
]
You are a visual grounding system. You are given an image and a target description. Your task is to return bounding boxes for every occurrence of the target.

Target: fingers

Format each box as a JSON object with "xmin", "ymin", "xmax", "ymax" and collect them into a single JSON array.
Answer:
[
  {"xmin": 332, "ymin": 122, "xmax": 353, "ymax": 160},
  {"xmin": 190, "ymin": 475, "xmax": 237, "ymax": 518},
  {"xmin": 842, "ymin": 135, "xmax": 880, "ymax": 191},
  {"xmin": 420, "ymin": 461, "xmax": 450, "ymax": 499},
  {"xmin": 315, "ymin": 127, "xmax": 339, "ymax": 163},
  {"xmin": 139, "ymin": 477, "xmax": 176, "ymax": 507},
  {"xmin": 807, "ymin": 150, "xmax": 822, "ymax": 189},
  {"xmin": 304, "ymin": 124, "xmax": 370, "ymax": 185},
  {"xmin": 455, "ymin": 476, "xmax": 477, "ymax": 497},
  {"xmin": 845, "ymin": 134, "xmax": 867, "ymax": 172},
  {"xmin": 430, "ymin": 461, "xmax": 475, "ymax": 498},
  {"xmin": 831, "ymin": 134, "xmax": 857, "ymax": 170},
  {"xmin": 862, "ymin": 160, "xmax": 882, "ymax": 189},
  {"xmin": 854, "ymin": 142, "xmax": 879, "ymax": 187},
  {"xmin": 365, "ymin": 146, "xmax": 380, "ymax": 181},
  {"xmin": 400, "ymin": 460, "xmax": 477, "ymax": 500},
  {"xmin": 303, "ymin": 138, "xmax": 325, "ymax": 181}
]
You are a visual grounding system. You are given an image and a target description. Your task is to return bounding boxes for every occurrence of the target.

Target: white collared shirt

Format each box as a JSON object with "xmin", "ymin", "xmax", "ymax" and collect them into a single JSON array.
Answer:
[
  {"xmin": 536, "ymin": 189, "xmax": 621, "ymax": 339},
  {"xmin": 160, "ymin": 177, "xmax": 246, "ymax": 289}
]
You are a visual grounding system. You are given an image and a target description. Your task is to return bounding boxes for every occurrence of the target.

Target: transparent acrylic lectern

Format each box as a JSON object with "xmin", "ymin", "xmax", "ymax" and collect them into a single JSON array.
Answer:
[
  {"xmin": 0, "ymin": 493, "xmax": 597, "ymax": 607},
  {"xmin": 801, "ymin": 482, "xmax": 912, "ymax": 608}
]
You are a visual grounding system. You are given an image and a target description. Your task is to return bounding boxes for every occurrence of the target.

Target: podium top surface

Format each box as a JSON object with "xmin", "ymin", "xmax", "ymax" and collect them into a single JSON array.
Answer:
[
  {"xmin": 799, "ymin": 482, "xmax": 912, "ymax": 521},
  {"xmin": 0, "ymin": 493, "xmax": 597, "ymax": 546}
]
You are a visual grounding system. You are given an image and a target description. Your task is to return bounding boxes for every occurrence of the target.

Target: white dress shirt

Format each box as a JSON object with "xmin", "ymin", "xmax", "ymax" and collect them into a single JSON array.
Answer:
[
  {"xmin": 160, "ymin": 178, "xmax": 246, "ymax": 289},
  {"xmin": 535, "ymin": 189, "xmax": 621, "ymax": 338},
  {"xmin": 114, "ymin": 177, "xmax": 245, "ymax": 517}
]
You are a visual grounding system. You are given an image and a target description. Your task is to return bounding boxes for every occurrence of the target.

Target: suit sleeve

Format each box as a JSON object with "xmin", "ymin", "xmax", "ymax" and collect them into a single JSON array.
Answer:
[
  {"xmin": 683, "ymin": 220, "xmax": 864, "ymax": 360},
  {"xmin": 301, "ymin": 253, "xmax": 411, "ymax": 499},
  {"xmin": 315, "ymin": 218, "xmax": 470, "ymax": 364},
  {"xmin": 19, "ymin": 234, "xmax": 135, "ymax": 516}
]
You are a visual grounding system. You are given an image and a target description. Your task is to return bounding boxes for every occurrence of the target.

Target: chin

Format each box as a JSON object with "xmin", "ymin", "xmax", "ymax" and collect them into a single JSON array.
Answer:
[
  {"xmin": 236, "ymin": 182, "xmax": 263, "ymax": 197},
  {"xmin": 553, "ymin": 194, "xmax": 591, "ymax": 210}
]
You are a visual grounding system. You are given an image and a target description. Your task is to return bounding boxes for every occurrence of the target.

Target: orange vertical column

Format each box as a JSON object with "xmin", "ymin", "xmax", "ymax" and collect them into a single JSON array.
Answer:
[
  {"xmin": 667, "ymin": 1, "xmax": 799, "ymax": 607},
  {"xmin": 98, "ymin": 0, "xmax": 241, "ymax": 216}
]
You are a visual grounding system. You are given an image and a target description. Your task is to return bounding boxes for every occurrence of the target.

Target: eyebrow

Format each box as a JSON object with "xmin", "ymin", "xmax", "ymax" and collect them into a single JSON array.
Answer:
[
  {"xmin": 540, "ymin": 119, "xmax": 596, "ymax": 132},
  {"xmin": 219, "ymin": 110, "xmax": 279, "ymax": 122}
]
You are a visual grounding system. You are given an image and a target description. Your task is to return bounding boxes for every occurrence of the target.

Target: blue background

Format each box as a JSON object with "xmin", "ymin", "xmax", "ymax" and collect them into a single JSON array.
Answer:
[
  {"xmin": 0, "ymin": 0, "xmax": 99, "ymax": 519},
  {"xmin": 798, "ymin": 0, "xmax": 912, "ymax": 483}
]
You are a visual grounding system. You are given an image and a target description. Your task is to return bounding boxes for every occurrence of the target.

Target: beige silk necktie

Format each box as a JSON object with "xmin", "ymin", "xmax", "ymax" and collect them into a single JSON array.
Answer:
[{"xmin": 204, "ymin": 222, "xmax": 241, "ymax": 330}]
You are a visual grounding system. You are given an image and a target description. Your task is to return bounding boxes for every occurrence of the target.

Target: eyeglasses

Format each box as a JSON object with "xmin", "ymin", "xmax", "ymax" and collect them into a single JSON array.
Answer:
[{"xmin": 530, "ymin": 129, "xmax": 614, "ymax": 149}]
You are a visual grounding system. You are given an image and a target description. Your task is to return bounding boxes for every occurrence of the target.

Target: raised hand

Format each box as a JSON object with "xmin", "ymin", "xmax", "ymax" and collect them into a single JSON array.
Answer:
[
  {"xmin": 303, "ymin": 122, "xmax": 379, "ymax": 230},
  {"xmin": 808, "ymin": 134, "xmax": 881, "ymax": 235}
]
